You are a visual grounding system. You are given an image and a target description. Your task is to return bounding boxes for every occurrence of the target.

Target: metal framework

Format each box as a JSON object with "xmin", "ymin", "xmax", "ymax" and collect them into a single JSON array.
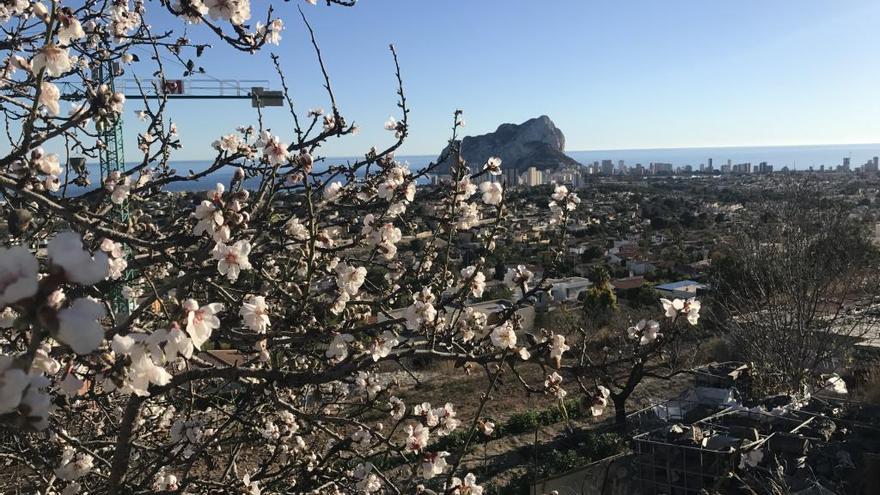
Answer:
[{"xmin": 59, "ymin": 71, "xmax": 280, "ymax": 316}]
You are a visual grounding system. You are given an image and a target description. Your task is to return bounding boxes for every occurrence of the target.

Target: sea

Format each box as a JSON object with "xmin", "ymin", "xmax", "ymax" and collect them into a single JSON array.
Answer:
[{"xmin": 71, "ymin": 143, "xmax": 880, "ymax": 193}]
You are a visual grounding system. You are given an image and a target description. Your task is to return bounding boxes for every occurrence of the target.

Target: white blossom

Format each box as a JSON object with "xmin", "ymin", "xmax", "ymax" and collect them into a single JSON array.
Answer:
[
  {"xmin": 56, "ymin": 298, "xmax": 105, "ymax": 355},
  {"xmin": 335, "ymin": 262, "xmax": 367, "ymax": 296},
  {"xmin": 544, "ymin": 371, "xmax": 566, "ymax": 399},
  {"xmin": 240, "ymin": 295, "xmax": 270, "ymax": 333},
  {"xmin": 421, "ymin": 451, "xmax": 448, "ymax": 479},
  {"xmin": 55, "ymin": 447, "xmax": 94, "ymax": 481},
  {"xmin": 326, "ymin": 333, "xmax": 354, "ymax": 362},
  {"xmin": 369, "ymin": 330, "xmax": 399, "ymax": 361},
  {"xmin": 660, "ymin": 298, "xmax": 700, "ymax": 325},
  {"xmin": 47, "ymin": 231, "xmax": 109, "ymax": 285},
  {"xmin": 39, "ymin": 81, "xmax": 60, "ymax": 115},
  {"xmin": 0, "ymin": 245, "xmax": 38, "ymax": 307},
  {"xmin": 549, "ymin": 334, "xmax": 569, "ymax": 367},
  {"xmin": 490, "ymin": 321, "xmax": 517, "ymax": 349},
  {"xmin": 460, "ymin": 265, "xmax": 486, "ymax": 298},
  {"xmin": 479, "ymin": 181, "xmax": 503, "ymax": 205}
]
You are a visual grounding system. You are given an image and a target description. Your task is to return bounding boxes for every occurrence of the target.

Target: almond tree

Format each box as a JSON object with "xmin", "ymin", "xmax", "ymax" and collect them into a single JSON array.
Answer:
[{"xmin": 0, "ymin": 1, "xmax": 614, "ymax": 493}]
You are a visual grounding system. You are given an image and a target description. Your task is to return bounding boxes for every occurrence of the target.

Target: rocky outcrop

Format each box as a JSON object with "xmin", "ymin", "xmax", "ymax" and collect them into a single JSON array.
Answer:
[{"xmin": 434, "ymin": 115, "xmax": 580, "ymax": 175}]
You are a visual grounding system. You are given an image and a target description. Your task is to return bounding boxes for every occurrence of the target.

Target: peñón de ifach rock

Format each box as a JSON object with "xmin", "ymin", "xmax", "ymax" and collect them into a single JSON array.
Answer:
[{"xmin": 434, "ymin": 115, "xmax": 580, "ymax": 175}]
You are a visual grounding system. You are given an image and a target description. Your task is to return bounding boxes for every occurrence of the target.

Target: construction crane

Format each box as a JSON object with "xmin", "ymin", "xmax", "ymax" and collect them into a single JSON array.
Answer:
[{"xmin": 62, "ymin": 60, "xmax": 283, "ymax": 315}]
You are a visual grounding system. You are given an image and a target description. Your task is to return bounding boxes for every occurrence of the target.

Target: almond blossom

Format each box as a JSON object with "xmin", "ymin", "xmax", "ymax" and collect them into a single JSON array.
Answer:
[
  {"xmin": 100, "ymin": 238, "xmax": 128, "ymax": 280},
  {"xmin": 590, "ymin": 385, "xmax": 611, "ymax": 416},
  {"xmin": 544, "ymin": 371, "xmax": 567, "ymax": 399},
  {"xmin": 57, "ymin": 13, "xmax": 85, "ymax": 45},
  {"xmin": 421, "ymin": 451, "xmax": 449, "ymax": 479},
  {"xmin": 54, "ymin": 447, "xmax": 94, "ymax": 481},
  {"xmin": 660, "ymin": 298, "xmax": 701, "ymax": 325},
  {"xmin": 47, "ymin": 231, "xmax": 109, "ymax": 285},
  {"xmin": 460, "ymin": 265, "xmax": 486, "ymax": 298},
  {"xmin": 503, "ymin": 264, "xmax": 534, "ymax": 292},
  {"xmin": 193, "ymin": 200, "xmax": 224, "ymax": 239},
  {"xmin": 627, "ymin": 319, "xmax": 662, "ymax": 345},
  {"xmin": 369, "ymin": 330, "xmax": 399, "ymax": 361},
  {"xmin": 490, "ymin": 321, "xmax": 517, "ymax": 349},
  {"xmin": 240, "ymin": 295, "xmax": 270, "ymax": 333},
  {"xmin": 549, "ymin": 334, "xmax": 569, "ymax": 367},
  {"xmin": 104, "ymin": 171, "xmax": 131, "ymax": 205},
  {"xmin": 0, "ymin": 356, "xmax": 29, "ymax": 414},
  {"xmin": 404, "ymin": 423, "xmax": 429, "ymax": 452},
  {"xmin": 405, "ymin": 287, "xmax": 437, "ymax": 330},
  {"xmin": 483, "ymin": 156, "xmax": 502, "ymax": 175},
  {"xmin": 0, "ymin": 245, "xmax": 38, "ymax": 307},
  {"xmin": 183, "ymin": 299, "xmax": 224, "ymax": 349},
  {"xmin": 479, "ymin": 181, "xmax": 503, "ymax": 205},
  {"xmin": 56, "ymin": 297, "xmax": 105, "ymax": 355},
  {"xmin": 31, "ymin": 44, "xmax": 72, "ymax": 76},
  {"xmin": 449, "ymin": 473, "xmax": 484, "ymax": 495},
  {"xmin": 39, "ymin": 81, "xmax": 61, "ymax": 115},
  {"xmin": 212, "ymin": 240, "xmax": 252, "ymax": 282},
  {"xmin": 204, "ymin": 0, "xmax": 250, "ymax": 25},
  {"xmin": 335, "ymin": 262, "xmax": 367, "ymax": 296},
  {"xmin": 258, "ymin": 130, "xmax": 289, "ymax": 165},
  {"xmin": 326, "ymin": 333, "xmax": 354, "ymax": 362}
]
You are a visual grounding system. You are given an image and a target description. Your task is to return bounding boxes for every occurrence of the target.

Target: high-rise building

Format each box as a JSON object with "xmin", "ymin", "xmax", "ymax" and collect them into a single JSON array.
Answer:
[
  {"xmin": 707, "ymin": 158, "xmax": 713, "ymax": 171},
  {"xmin": 601, "ymin": 160, "xmax": 614, "ymax": 176},
  {"xmin": 842, "ymin": 157, "xmax": 851, "ymax": 171},
  {"xmin": 524, "ymin": 166, "xmax": 543, "ymax": 186},
  {"xmin": 502, "ymin": 168, "xmax": 520, "ymax": 186}
]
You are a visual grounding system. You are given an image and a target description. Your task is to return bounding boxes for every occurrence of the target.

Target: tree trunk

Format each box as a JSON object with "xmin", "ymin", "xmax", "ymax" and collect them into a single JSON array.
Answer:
[{"xmin": 612, "ymin": 394, "xmax": 628, "ymax": 432}]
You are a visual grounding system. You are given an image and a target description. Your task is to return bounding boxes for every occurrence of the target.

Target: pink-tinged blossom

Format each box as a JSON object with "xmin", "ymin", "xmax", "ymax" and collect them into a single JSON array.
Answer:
[
  {"xmin": 258, "ymin": 130, "xmax": 288, "ymax": 165},
  {"xmin": 404, "ymin": 423, "xmax": 429, "ymax": 453},
  {"xmin": 183, "ymin": 299, "xmax": 224, "ymax": 349},
  {"xmin": 32, "ymin": 44, "xmax": 72, "ymax": 77},
  {"xmin": 449, "ymin": 473, "xmax": 484, "ymax": 495},
  {"xmin": 212, "ymin": 240, "xmax": 252, "ymax": 282}
]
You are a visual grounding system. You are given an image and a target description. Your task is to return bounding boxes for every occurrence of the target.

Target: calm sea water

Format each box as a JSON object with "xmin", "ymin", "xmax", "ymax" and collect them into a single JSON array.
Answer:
[{"xmin": 71, "ymin": 143, "xmax": 880, "ymax": 193}]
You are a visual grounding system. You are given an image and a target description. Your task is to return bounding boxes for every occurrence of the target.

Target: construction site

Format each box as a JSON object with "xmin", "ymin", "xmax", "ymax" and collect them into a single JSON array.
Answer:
[{"xmin": 531, "ymin": 362, "xmax": 880, "ymax": 495}]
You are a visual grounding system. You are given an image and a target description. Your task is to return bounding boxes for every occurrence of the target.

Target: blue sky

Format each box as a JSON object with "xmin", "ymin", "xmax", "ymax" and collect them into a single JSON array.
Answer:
[{"xmin": 123, "ymin": 0, "xmax": 880, "ymax": 160}]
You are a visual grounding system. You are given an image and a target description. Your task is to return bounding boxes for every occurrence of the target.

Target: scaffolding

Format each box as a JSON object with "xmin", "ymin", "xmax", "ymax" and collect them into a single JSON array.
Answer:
[{"xmin": 632, "ymin": 424, "xmax": 768, "ymax": 495}]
